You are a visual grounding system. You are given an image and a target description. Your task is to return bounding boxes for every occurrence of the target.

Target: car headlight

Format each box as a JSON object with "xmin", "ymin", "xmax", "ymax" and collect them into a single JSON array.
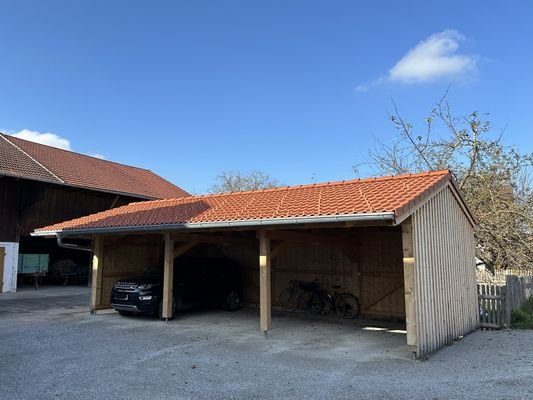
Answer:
[{"xmin": 137, "ymin": 283, "xmax": 159, "ymax": 290}]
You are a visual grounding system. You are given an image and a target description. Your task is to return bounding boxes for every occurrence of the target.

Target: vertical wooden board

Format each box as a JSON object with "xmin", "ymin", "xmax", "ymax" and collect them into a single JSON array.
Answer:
[
  {"xmin": 259, "ymin": 231, "xmax": 271, "ymax": 332},
  {"xmin": 162, "ymin": 232, "xmax": 174, "ymax": 319},
  {"xmin": 430, "ymin": 195, "xmax": 440, "ymax": 348},
  {"xmin": 90, "ymin": 236, "xmax": 104, "ymax": 310},
  {"xmin": 402, "ymin": 221, "xmax": 416, "ymax": 346},
  {"xmin": 495, "ymin": 286, "xmax": 500, "ymax": 326},
  {"xmin": 0, "ymin": 246, "xmax": 4, "ymax": 292},
  {"xmin": 448, "ymin": 193, "xmax": 458, "ymax": 340},
  {"xmin": 413, "ymin": 206, "xmax": 427, "ymax": 354}
]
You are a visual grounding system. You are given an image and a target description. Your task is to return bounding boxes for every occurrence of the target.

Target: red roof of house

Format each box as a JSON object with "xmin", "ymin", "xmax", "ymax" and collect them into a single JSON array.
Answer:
[
  {"xmin": 34, "ymin": 170, "xmax": 466, "ymax": 235},
  {"xmin": 0, "ymin": 133, "xmax": 189, "ymax": 199}
]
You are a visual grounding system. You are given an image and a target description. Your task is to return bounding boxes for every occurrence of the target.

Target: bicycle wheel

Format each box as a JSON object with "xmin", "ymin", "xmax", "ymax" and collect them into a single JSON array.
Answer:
[
  {"xmin": 278, "ymin": 288, "xmax": 298, "ymax": 312},
  {"xmin": 297, "ymin": 291, "xmax": 324, "ymax": 315},
  {"xmin": 334, "ymin": 293, "xmax": 360, "ymax": 319}
]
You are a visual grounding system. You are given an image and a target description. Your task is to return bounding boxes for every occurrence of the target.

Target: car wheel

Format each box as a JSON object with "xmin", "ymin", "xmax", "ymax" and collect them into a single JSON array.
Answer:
[
  {"xmin": 223, "ymin": 290, "xmax": 240, "ymax": 311},
  {"xmin": 158, "ymin": 297, "xmax": 176, "ymax": 320}
]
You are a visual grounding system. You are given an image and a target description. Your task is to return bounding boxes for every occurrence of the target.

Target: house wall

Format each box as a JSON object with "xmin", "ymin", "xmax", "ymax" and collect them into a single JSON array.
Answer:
[
  {"xmin": 0, "ymin": 176, "xmax": 139, "ymax": 291},
  {"xmin": 0, "ymin": 177, "xmax": 135, "ymax": 242},
  {"xmin": 411, "ymin": 185, "xmax": 479, "ymax": 356},
  {"xmin": 0, "ymin": 242, "xmax": 19, "ymax": 292}
]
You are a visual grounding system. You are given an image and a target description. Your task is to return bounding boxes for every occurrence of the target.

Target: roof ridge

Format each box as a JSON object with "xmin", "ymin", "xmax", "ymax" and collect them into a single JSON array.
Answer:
[
  {"xmin": 4, "ymin": 132, "xmax": 154, "ymax": 173},
  {"xmin": 165, "ymin": 170, "xmax": 452, "ymax": 199},
  {"xmin": 1, "ymin": 133, "xmax": 64, "ymax": 183}
]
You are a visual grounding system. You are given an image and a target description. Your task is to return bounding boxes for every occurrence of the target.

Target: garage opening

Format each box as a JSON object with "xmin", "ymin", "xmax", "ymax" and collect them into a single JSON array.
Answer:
[{"xmin": 88, "ymin": 227, "xmax": 407, "ymax": 338}]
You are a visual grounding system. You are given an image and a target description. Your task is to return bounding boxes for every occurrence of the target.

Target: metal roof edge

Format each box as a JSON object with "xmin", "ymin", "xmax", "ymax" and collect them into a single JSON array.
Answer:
[{"xmin": 31, "ymin": 212, "xmax": 396, "ymax": 237}]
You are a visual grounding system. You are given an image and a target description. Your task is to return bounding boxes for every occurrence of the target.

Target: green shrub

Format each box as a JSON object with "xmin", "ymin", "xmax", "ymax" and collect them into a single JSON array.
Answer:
[{"xmin": 511, "ymin": 297, "xmax": 533, "ymax": 329}]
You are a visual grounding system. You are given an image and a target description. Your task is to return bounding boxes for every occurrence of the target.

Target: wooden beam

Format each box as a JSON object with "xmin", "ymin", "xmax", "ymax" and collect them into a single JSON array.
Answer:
[
  {"xmin": 259, "ymin": 230, "xmax": 271, "ymax": 332},
  {"xmin": 173, "ymin": 240, "xmax": 198, "ymax": 258},
  {"xmin": 90, "ymin": 236, "xmax": 104, "ymax": 312},
  {"xmin": 362, "ymin": 284, "xmax": 403, "ymax": 311},
  {"xmin": 264, "ymin": 229, "xmax": 355, "ymax": 245},
  {"xmin": 162, "ymin": 232, "xmax": 174, "ymax": 320},
  {"xmin": 171, "ymin": 233, "xmax": 255, "ymax": 246},
  {"xmin": 103, "ymin": 234, "xmax": 159, "ymax": 250},
  {"xmin": 271, "ymin": 241, "xmax": 288, "ymax": 260},
  {"xmin": 402, "ymin": 219, "xmax": 417, "ymax": 347}
]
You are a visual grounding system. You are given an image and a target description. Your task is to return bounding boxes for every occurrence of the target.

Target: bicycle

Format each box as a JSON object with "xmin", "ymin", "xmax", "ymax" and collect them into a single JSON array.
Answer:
[
  {"xmin": 297, "ymin": 280, "xmax": 360, "ymax": 319},
  {"xmin": 278, "ymin": 279, "xmax": 305, "ymax": 312}
]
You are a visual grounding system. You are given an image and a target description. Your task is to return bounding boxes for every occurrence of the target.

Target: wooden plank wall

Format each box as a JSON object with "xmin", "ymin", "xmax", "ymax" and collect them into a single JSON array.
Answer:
[
  {"xmin": 222, "ymin": 227, "xmax": 405, "ymax": 318},
  {"xmin": 95, "ymin": 235, "xmax": 162, "ymax": 308},
  {"xmin": 411, "ymin": 186, "xmax": 479, "ymax": 357},
  {"xmin": 0, "ymin": 176, "xmax": 135, "ymax": 242},
  {"xmin": 505, "ymin": 275, "xmax": 533, "ymax": 327},
  {"xmin": 357, "ymin": 229, "xmax": 405, "ymax": 318}
]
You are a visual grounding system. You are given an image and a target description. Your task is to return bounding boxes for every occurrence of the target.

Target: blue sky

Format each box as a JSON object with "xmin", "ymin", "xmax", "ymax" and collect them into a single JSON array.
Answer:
[{"xmin": 1, "ymin": 1, "xmax": 532, "ymax": 194}]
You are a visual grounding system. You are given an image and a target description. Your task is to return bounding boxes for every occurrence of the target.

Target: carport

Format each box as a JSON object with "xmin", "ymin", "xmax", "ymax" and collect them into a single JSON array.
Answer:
[{"xmin": 32, "ymin": 170, "xmax": 479, "ymax": 357}]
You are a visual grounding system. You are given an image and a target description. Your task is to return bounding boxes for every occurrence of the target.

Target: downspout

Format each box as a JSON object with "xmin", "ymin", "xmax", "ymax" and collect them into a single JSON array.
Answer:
[{"xmin": 56, "ymin": 234, "xmax": 92, "ymax": 252}]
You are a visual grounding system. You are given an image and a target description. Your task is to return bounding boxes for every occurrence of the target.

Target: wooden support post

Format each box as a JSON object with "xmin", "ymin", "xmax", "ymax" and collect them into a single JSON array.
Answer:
[
  {"xmin": 402, "ymin": 220, "xmax": 417, "ymax": 348},
  {"xmin": 259, "ymin": 230, "xmax": 271, "ymax": 333},
  {"xmin": 90, "ymin": 236, "xmax": 104, "ymax": 312},
  {"xmin": 0, "ymin": 246, "xmax": 5, "ymax": 293},
  {"xmin": 162, "ymin": 232, "xmax": 174, "ymax": 321}
]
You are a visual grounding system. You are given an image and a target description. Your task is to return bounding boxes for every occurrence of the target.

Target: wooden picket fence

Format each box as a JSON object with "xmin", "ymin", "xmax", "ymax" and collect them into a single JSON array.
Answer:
[
  {"xmin": 478, "ymin": 275, "xmax": 533, "ymax": 330},
  {"xmin": 478, "ymin": 284, "xmax": 506, "ymax": 329}
]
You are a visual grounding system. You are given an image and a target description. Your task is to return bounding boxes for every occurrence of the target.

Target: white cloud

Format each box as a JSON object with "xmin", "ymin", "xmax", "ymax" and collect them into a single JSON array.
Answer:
[
  {"xmin": 356, "ymin": 30, "xmax": 477, "ymax": 91},
  {"xmin": 8, "ymin": 129, "xmax": 106, "ymax": 159},
  {"xmin": 11, "ymin": 129, "xmax": 71, "ymax": 150}
]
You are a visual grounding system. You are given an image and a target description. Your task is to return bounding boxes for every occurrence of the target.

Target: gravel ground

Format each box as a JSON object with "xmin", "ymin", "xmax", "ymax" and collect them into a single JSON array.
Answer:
[{"xmin": 1, "ymin": 287, "xmax": 532, "ymax": 400}]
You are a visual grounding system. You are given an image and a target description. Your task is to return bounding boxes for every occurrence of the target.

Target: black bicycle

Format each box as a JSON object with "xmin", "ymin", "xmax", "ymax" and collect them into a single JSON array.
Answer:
[
  {"xmin": 279, "ymin": 280, "xmax": 360, "ymax": 319},
  {"xmin": 278, "ymin": 280, "xmax": 305, "ymax": 312}
]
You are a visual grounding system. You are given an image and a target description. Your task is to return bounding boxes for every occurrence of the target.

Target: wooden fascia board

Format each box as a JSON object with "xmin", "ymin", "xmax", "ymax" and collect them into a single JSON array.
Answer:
[{"xmin": 395, "ymin": 180, "xmax": 477, "ymax": 228}]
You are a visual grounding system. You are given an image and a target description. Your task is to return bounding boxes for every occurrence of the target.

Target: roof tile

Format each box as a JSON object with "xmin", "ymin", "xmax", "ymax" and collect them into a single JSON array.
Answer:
[
  {"xmin": 35, "ymin": 170, "xmax": 453, "ymax": 233},
  {"xmin": 1, "ymin": 133, "xmax": 189, "ymax": 199}
]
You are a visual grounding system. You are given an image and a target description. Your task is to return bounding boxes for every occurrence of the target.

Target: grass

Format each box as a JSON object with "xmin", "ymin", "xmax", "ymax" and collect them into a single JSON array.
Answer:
[{"xmin": 511, "ymin": 297, "xmax": 533, "ymax": 329}]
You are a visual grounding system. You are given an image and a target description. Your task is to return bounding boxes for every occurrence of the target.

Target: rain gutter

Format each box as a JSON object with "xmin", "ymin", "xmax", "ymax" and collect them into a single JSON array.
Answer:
[{"xmin": 32, "ymin": 212, "xmax": 396, "ymax": 238}]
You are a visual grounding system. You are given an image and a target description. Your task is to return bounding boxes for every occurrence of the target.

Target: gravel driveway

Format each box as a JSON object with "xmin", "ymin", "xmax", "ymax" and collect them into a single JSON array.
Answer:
[{"xmin": 1, "ymin": 287, "xmax": 532, "ymax": 399}]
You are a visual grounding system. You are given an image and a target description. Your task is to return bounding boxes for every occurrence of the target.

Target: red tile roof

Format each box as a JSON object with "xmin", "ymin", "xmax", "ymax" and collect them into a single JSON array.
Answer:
[
  {"xmin": 0, "ymin": 133, "xmax": 189, "ymax": 199},
  {"xmin": 34, "ymin": 170, "xmax": 461, "ymax": 234}
]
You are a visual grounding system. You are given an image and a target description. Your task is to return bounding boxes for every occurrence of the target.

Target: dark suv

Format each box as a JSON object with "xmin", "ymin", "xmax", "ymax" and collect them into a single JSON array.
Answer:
[{"xmin": 110, "ymin": 257, "xmax": 242, "ymax": 319}]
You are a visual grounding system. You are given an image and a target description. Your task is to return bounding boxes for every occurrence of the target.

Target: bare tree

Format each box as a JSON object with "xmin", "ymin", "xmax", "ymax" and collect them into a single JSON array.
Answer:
[
  {"xmin": 210, "ymin": 170, "xmax": 281, "ymax": 193},
  {"xmin": 361, "ymin": 91, "xmax": 533, "ymax": 273}
]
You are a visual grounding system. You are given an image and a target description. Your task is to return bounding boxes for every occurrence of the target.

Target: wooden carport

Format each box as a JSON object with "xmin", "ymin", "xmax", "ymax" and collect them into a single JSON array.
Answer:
[{"xmin": 32, "ymin": 170, "xmax": 479, "ymax": 357}]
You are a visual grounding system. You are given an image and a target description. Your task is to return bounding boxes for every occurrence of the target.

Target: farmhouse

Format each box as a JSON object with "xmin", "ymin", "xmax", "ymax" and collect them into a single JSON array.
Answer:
[
  {"xmin": 33, "ymin": 170, "xmax": 479, "ymax": 357},
  {"xmin": 0, "ymin": 133, "xmax": 188, "ymax": 292}
]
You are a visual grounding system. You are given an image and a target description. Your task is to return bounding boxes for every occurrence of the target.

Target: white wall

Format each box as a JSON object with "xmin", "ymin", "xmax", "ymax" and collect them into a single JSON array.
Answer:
[{"xmin": 0, "ymin": 242, "xmax": 19, "ymax": 293}]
